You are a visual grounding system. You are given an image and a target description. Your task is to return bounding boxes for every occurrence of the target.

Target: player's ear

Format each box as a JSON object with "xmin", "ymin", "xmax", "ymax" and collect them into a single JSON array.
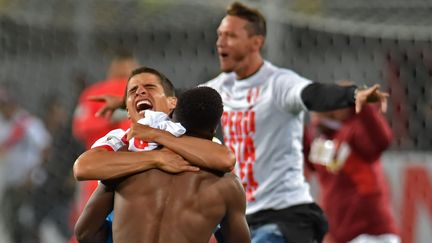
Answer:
[
  {"xmin": 252, "ymin": 35, "xmax": 265, "ymax": 51},
  {"xmin": 126, "ymin": 108, "xmax": 130, "ymax": 119},
  {"xmin": 168, "ymin": 96, "xmax": 177, "ymax": 111}
]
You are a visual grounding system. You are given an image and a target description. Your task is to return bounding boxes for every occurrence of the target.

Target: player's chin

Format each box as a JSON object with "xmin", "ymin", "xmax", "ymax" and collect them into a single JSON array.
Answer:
[
  {"xmin": 131, "ymin": 112, "xmax": 144, "ymax": 122},
  {"xmin": 218, "ymin": 58, "xmax": 231, "ymax": 71},
  {"xmin": 220, "ymin": 63, "xmax": 234, "ymax": 73}
]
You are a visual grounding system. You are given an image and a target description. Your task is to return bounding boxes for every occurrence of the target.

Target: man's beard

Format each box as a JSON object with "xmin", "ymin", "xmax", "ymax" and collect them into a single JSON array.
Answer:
[{"xmin": 219, "ymin": 53, "xmax": 244, "ymax": 73}]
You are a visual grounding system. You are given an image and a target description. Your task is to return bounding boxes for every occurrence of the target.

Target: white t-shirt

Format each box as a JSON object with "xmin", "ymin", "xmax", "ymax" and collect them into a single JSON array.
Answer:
[
  {"xmin": 91, "ymin": 110, "xmax": 185, "ymax": 152},
  {"xmin": 0, "ymin": 110, "xmax": 51, "ymax": 187},
  {"xmin": 203, "ymin": 61, "xmax": 313, "ymax": 215}
]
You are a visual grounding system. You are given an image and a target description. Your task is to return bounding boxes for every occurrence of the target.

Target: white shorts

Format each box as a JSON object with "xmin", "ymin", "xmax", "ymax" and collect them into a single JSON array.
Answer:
[{"xmin": 349, "ymin": 233, "xmax": 400, "ymax": 243}]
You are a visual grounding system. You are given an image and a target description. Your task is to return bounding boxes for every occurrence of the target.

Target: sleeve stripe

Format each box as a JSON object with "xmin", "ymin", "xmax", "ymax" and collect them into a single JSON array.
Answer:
[{"xmin": 93, "ymin": 144, "xmax": 115, "ymax": 151}]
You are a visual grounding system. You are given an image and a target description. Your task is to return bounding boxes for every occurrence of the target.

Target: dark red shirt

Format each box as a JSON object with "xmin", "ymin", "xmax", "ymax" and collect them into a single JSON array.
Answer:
[{"xmin": 305, "ymin": 105, "xmax": 399, "ymax": 243}]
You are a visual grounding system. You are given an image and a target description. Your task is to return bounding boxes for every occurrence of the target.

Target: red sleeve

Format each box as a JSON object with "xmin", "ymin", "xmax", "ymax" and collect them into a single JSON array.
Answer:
[
  {"xmin": 303, "ymin": 124, "xmax": 317, "ymax": 174},
  {"xmin": 72, "ymin": 79, "xmax": 130, "ymax": 149},
  {"xmin": 349, "ymin": 104, "xmax": 393, "ymax": 161}
]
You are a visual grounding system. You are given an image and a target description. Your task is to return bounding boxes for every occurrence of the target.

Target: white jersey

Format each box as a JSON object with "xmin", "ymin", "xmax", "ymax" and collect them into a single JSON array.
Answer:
[
  {"xmin": 92, "ymin": 110, "xmax": 185, "ymax": 151},
  {"xmin": 204, "ymin": 61, "xmax": 313, "ymax": 215},
  {"xmin": 0, "ymin": 110, "xmax": 51, "ymax": 187}
]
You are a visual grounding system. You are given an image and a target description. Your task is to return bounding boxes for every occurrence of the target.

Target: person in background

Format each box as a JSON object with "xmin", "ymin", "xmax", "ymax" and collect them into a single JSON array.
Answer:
[
  {"xmin": 73, "ymin": 50, "xmax": 139, "ymax": 149},
  {"xmin": 0, "ymin": 87, "xmax": 51, "ymax": 243},
  {"xmin": 304, "ymin": 82, "xmax": 400, "ymax": 243},
  {"xmin": 30, "ymin": 95, "xmax": 85, "ymax": 242}
]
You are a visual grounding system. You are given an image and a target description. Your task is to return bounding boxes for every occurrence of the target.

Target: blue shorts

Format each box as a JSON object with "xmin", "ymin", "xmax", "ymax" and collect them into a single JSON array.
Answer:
[{"xmin": 106, "ymin": 211, "xmax": 114, "ymax": 243}]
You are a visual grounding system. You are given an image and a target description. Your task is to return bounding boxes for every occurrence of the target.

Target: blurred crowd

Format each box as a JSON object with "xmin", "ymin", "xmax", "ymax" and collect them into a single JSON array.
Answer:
[
  {"xmin": 0, "ymin": 87, "xmax": 84, "ymax": 242},
  {"xmin": 0, "ymin": 49, "xmax": 141, "ymax": 242}
]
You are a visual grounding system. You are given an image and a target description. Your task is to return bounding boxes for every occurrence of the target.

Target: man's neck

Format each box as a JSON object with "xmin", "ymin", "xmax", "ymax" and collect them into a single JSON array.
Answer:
[{"xmin": 235, "ymin": 54, "xmax": 264, "ymax": 80}]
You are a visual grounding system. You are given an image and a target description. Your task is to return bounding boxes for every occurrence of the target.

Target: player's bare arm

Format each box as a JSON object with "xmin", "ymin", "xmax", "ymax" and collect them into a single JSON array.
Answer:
[
  {"xmin": 219, "ymin": 174, "xmax": 251, "ymax": 243},
  {"xmin": 89, "ymin": 94, "xmax": 236, "ymax": 172},
  {"xmin": 75, "ymin": 183, "xmax": 114, "ymax": 243},
  {"xmin": 127, "ymin": 122, "xmax": 236, "ymax": 172},
  {"xmin": 73, "ymin": 147, "xmax": 199, "ymax": 181}
]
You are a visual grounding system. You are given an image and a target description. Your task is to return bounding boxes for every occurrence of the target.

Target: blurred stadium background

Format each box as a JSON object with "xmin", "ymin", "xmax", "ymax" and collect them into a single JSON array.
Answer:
[{"xmin": 0, "ymin": 0, "xmax": 431, "ymax": 242}]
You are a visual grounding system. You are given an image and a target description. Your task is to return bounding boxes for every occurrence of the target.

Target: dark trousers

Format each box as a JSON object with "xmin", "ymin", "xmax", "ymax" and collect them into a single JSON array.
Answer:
[
  {"xmin": 246, "ymin": 203, "xmax": 328, "ymax": 243},
  {"xmin": 1, "ymin": 186, "xmax": 38, "ymax": 243}
]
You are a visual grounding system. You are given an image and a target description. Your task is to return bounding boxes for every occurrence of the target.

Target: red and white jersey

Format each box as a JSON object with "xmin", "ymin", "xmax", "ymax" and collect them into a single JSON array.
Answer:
[
  {"xmin": 128, "ymin": 110, "xmax": 185, "ymax": 151},
  {"xmin": 0, "ymin": 110, "xmax": 51, "ymax": 187},
  {"xmin": 204, "ymin": 61, "xmax": 313, "ymax": 214},
  {"xmin": 92, "ymin": 110, "xmax": 185, "ymax": 152}
]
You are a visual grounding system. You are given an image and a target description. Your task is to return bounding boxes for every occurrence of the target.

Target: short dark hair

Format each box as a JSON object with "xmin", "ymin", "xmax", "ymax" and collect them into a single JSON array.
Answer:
[
  {"xmin": 127, "ymin": 66, "xmax": 175, "ymax": 97},
  {"xmin": 112, "ymin": 49, "xmax": 135, "ymax": 61},
  {"xmin": 174, "ymin": 87, "xmax": 223, "ymax": 140},
  {"xmin": 226, "ymin": 2, "xmax": 266, "ymax": 37}
]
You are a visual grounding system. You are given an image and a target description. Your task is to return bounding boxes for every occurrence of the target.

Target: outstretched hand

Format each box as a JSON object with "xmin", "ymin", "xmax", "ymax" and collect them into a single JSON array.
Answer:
[
  {"xmin": 157, "ymin": 148, "xmax": 200, "ymax": 173},
  {"xmin": 88, "ymin": 95, "xmax": 124, "ymax": 118},
  {"xmin": 355, "ymin": 84, "xmax": 389, "ymax": 113}
]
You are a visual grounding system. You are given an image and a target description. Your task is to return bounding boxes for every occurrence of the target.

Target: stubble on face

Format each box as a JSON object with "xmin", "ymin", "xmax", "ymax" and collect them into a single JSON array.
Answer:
[{"xmin": 217, "ymin": 16, "xmax": 252, "ymax": 74}]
